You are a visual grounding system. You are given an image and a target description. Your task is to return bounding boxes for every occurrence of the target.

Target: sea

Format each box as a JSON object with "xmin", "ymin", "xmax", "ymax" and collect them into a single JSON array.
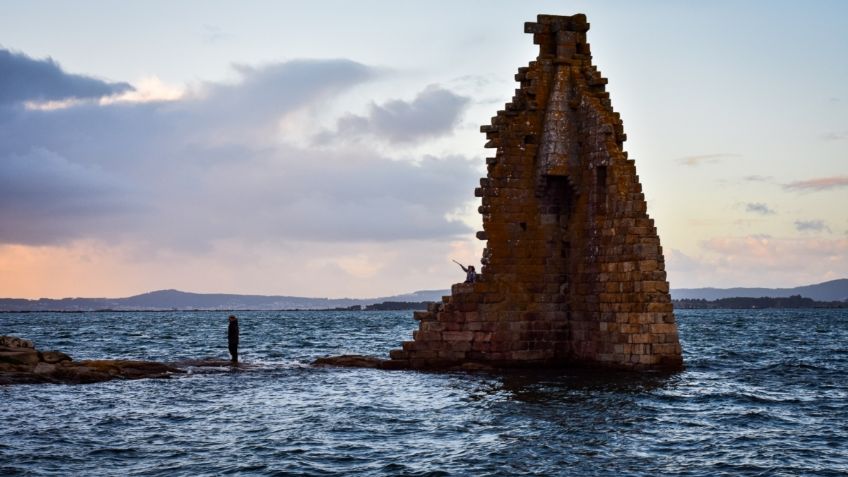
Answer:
[{"xmin": 1, "ymin": 309, "xmax": 846, "ymax": 476}]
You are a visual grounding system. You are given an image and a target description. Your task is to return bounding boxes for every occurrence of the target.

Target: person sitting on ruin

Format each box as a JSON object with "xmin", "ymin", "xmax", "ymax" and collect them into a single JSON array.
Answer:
[{"xmin": 452, "ymin": 259, "xmax": 477, "ymax": 284}]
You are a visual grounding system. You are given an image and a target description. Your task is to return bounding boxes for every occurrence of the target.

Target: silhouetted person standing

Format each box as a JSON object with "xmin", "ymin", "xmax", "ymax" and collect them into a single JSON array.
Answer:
[{"xmin": 227, "ymin": 315, "xmax": 239, "ymax": 364}]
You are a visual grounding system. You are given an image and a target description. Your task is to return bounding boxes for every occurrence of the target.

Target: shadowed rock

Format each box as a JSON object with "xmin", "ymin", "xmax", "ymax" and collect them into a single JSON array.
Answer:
[
  {"xmin": 50, "ymin": 360, "xmax": 183, "ymax": 384},
  {"xmin": 0, "ymin": 346, "xmax": 184, "ymax": 385},
  {"xmin": 172, "ymin": 358, "xmax": 260, "ymax": 373},
  {"xmin": 1, "ymin": 335, "xmax": 191, "ymax": 385},
  {"xmin": 40, "ymin": 350, "xmax": 72, "ymax": 364}
]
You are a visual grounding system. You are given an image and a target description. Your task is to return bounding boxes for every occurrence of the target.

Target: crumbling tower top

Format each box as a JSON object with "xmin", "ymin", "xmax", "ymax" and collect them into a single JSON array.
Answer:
[{"xmin": 526, "ymin": 13, "xmax": 591, "ymax": 61}]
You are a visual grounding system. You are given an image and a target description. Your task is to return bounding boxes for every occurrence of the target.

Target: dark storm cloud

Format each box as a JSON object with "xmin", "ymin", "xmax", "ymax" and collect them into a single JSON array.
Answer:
[
  {"xmin": 0, "ymin": 48, "xmax": 132, "ymax": 105},
  {"xmin": 0, "ymin": 148, "xmax": 141, "ymax": 245},
  {"xmin": 0, "ymin": 55, "xmax": 477, "ymax": 248},
  {"xmin": 320, "ymin": 85, "xmax": 470, "ymax": 143}
]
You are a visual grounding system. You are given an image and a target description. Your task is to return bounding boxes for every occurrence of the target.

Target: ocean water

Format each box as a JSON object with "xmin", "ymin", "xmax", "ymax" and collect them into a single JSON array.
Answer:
[{"xmin": 1, "ymin": 309, "xmax": 846, "ymax": 476}]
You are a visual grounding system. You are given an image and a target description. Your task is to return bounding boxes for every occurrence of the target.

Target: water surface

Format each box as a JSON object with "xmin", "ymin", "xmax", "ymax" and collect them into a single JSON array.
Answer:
[{"xmin": 1, "ymin": 309, "xmax": 846, "ymax": 476}]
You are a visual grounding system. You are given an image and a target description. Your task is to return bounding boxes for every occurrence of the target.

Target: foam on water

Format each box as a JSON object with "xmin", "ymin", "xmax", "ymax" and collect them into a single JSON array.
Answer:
[{"xmin": 1, "ymin": 309, "xmax": 847, "ymax": 476}]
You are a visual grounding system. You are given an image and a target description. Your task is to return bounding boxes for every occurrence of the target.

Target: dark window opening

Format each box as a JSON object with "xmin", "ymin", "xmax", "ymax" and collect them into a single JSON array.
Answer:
[
  {"xmin": 546, "ymin": 38, "xmax": 557, "ymax": 56},
  {"xmin": 544, "ymin": 176, "xmax": 576, "ymax": 223},
  {"xmin": 596, "ymin": 166, "xmax": 608, "ymax": 214},
  {"xmin": 523, "ymin": 134, "xmax": 536, "ymax": 145},
  {"xmin": 519, "ymin": 222, "xmax": 527, "ymax": 231},
  {"xmin": 596, "ymin": 166, "xmax": 607, "ymax": 189}
]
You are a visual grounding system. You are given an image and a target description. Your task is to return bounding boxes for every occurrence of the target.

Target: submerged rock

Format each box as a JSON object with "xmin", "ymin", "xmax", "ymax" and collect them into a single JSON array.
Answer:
[
  {"xmin": 173, "ymin": 358, "xmax": 239, "ymax": 368},
  {"xmin": 172, "ymin": 358, "xmax": 259, "ymax": 373},
  {"xmin": 313, "ymin": 355, "xmax": 388, "ymax": 369},
  {"xmin": 312, "ymin": 354, "xmax": 495, "ymax": 372}
]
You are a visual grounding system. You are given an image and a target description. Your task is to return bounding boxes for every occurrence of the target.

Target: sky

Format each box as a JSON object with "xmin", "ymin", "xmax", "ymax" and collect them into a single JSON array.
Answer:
[{"xmin": 0, "ymin": 0, "xmax": 846, "ymax": 299}]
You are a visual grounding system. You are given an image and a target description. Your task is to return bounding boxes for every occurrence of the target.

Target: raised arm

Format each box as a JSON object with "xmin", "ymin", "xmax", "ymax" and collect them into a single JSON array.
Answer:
[{"xmin": 451, "ymin": 259, "xmax": 469, "ymax": 272}]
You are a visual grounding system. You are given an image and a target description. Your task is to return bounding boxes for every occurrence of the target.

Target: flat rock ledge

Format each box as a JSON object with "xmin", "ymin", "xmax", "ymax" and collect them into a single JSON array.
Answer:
[
  {"xmin": 312, "ymin": 354, "xmax": 494, "ymax": 372},
  {"xmin": 0, "ymin": 335, "xmax": 246, "ymax": 386}
]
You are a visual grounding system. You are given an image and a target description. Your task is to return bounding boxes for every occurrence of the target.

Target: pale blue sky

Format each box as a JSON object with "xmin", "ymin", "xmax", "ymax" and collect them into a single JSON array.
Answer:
[{"xmin": 1, "ymin": 1, "xmax": 846, "ymax": 298}]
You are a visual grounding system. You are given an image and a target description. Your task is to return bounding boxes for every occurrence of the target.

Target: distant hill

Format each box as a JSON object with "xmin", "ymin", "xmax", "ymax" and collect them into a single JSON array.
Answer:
[
  {"xmin": 671, "ymin": 279, "xmax": 848, "ymax": 301},
  {"xmin": 0, "ymin": 288, "xmax": 450, "ymax": 312},
  {"xmin": 1, "ymin": 279, "xmax": 845, "ymax": 312},
  {"xmin": 379, "ymin": 289, "xmax": 450, "ymax": 303}
]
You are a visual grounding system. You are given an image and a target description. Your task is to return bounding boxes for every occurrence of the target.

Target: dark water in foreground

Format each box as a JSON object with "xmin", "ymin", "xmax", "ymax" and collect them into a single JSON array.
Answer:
[{"xmin": 1, "ymin": 309, "xmax": 846, "ymax": 476}]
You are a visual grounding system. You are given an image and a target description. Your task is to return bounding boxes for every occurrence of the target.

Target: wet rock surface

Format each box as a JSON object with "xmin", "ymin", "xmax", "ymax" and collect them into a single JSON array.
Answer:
[
  {"xmin": 0, "ymin": 335, "xmax": 255, "ymax": 385},
  {"xmin": 313, "ymin": 354, "xmax": 496, "ymax": 372},
  {"xmin": 313, "ymin": 354, "xmax": 388, "ymax": 369}
]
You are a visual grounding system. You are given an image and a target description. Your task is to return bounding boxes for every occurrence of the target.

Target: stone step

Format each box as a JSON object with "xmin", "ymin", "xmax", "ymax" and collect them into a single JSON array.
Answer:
[{"xmin": 413, "ymin": 311, "xmax": 433, "ymax": 321}]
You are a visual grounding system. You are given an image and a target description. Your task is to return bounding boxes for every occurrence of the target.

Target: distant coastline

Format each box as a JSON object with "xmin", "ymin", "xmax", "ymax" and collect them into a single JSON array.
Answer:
[
  {"xmin": 1, "ymin": 279, "xmax": 845, "ymax": 312},
  {"xmin": 3, "ymin": 298, "xmax": 845, "ymax": 313},
  {"xmin": 673, "ymin": 296, "xmax": 847, "ymax": 309}
]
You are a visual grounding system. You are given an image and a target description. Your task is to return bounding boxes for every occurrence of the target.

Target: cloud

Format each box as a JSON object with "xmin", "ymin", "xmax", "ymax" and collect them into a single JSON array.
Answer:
[
  {"xmin": 821, "ymin": 130, "xmax": 848, "ymax": 141},
  {"xmin": 745, "ymin": 202, "xmax": 775, "ymax": 215},
  {"xmin": 319, "ymin": 85, "xmax": 470, "ymax": 144},
  {"xmin": 0, "ymin": 148, "xmax": 143, "ymax": 245},
  {"xmin": 203, "ymin": 59, "xmax": 375, "ymax": 117},
  {"xmin": 794, "ymin": 220, "xmax": 831, "ymax": 233},
  {"xmin": 0, "ymin": 55, "xmax": 479, "ymax": 251},
  {"xmin": 666, "ymin": 236, "xmax": 848, "ymax": 288},
  {"xmin": 0, "ymin": 48, "xmax": 132, "ymax": 105},
  {"xmin": 188, "ymin": 149, "xmax": 476, "ymax": 243},
  {"xmin": 675, "ymin": 153, "xmax": 740, "ymax": 166},
  {"xmin": 201, "ymin": 24, "xmax": 228, "ymax": 44},
  {"xmin": 743, "ymin": 175, "xmax": 772, "ymax": 182},
  {"xmin": 99, "ymin": 76, "xmax": 184, "ymax": 104},
  {"xmin": 701, "ymin": 235, "xmax": 845, "ymax": 268},
  {"xmin": 783, "ymin": 176, "xmax": 848, "ymax": 192},
  {"xmin": 0, "ymin": 237, "xmax": 483, "ymax": 299}
]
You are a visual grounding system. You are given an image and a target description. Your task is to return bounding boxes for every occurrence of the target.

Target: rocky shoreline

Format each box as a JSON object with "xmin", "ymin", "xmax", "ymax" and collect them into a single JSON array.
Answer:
[
  {"xmin": 0, "ymin": 335, "xmax": 242, "ymax": 385},
  {"xmin": 1, "ymin": 335, "xmax": 500, "ymax": 386}
]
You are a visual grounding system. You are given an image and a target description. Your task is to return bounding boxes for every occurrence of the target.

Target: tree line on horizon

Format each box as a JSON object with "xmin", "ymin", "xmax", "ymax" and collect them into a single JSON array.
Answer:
[{"xmin": 672, "ymin": 295, "xmax": 847, "ymax": 310}]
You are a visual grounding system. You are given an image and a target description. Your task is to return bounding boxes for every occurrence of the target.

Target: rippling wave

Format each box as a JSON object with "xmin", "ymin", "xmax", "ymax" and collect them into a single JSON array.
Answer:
[{"xmin": 1, "ymin": 309, "xmax": 846, "ymax": 476}]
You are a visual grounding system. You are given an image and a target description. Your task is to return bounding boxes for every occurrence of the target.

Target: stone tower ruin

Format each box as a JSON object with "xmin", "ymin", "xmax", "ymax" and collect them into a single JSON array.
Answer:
[{"xmin": 388, "ymin": 14, "xmax": 683, "ymax": 370}]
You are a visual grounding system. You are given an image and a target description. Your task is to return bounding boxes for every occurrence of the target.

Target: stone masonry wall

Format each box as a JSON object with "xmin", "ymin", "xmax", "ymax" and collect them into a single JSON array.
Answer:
[{"xmin": 388, "ymin": 14, "xmax": 683, "ymax": 371}]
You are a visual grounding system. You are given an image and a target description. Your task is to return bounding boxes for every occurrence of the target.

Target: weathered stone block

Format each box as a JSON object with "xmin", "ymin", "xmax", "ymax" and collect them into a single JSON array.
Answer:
[
  {"xmin": 443, "ymin": 331, "xmax": 474, "ymax": 342},
  {"xmin": 437, "ymin": 351, "xmax": 468, "ymax": 360},
  {"xmin": 413, "ymin": 311, "xmax": 432, "ymax": 321}
]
